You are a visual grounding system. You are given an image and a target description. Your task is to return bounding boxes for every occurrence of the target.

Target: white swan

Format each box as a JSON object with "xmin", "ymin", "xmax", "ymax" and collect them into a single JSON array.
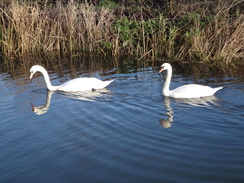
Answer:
[
  {"xmin": 30, "ymin": 65, "xmax": 114, "ymax": 92},
  {"xmin": 159, "ymin": 63, "xmax": 223, "ymax": 98}
]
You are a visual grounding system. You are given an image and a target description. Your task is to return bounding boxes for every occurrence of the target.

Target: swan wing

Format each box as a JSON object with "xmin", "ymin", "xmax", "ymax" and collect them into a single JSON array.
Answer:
[
  {"xmin": 57, "ymin": 78, "xmax": 114, "ymax": 92},
  {"xmin": 170, "ymin": 84, "xmax": 222, "ymax": 98}
]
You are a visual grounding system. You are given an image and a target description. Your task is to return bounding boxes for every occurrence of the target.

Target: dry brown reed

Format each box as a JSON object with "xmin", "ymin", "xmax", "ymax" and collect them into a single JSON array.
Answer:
[
  {"xmin": 0, "ymin": 0, "xmax": 243, "ymax": 66},
  {"xmin": 0, "ymin": 1, "xmax": 115, "ymax": 55},
  {"xmin": 170, "ymin": 0, "xmax": 244, "ymax": 64}
]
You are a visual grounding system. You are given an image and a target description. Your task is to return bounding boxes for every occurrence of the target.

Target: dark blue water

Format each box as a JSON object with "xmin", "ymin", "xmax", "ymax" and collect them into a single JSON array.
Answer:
[{"xmin": 0, "ymin": 65, "xmax": 244, "ymax": 183}]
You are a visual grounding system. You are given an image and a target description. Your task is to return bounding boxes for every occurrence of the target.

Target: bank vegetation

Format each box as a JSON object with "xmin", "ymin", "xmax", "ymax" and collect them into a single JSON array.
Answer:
[{"xmin": 0, "ymin": 0, "xmax": 243, "ymax": 66}]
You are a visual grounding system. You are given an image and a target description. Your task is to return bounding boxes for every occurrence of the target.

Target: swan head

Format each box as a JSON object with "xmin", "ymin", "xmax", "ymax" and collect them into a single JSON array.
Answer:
[
  {"xmin": 29, "ymin": 65, "xmax": 44, "ymax": 79},
  {"xmin": 159, "ymin": 63, "xmax": 172, "ymax": 73}
]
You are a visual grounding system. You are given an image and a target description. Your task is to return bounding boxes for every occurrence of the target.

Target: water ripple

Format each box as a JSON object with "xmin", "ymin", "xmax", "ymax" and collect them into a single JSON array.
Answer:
[{"xmin": 1, "ymin": 69, "xmax": 244, "ymax": 183}]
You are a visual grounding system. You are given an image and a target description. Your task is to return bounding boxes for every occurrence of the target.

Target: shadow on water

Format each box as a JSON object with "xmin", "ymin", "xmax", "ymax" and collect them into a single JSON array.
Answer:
[
  {"xmin": 1, "ymin": 52, "xmax": 244, "ymax": 80},
  {"xmin": 0, "ymin": 54, "xmax": 119, "ymax": 80}
]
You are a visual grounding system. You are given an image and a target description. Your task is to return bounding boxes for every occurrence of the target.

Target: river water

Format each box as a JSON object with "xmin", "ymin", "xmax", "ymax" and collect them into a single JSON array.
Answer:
[{"xmin": 0, "ymin": 60, "xmax": 244, "ymax": 183}]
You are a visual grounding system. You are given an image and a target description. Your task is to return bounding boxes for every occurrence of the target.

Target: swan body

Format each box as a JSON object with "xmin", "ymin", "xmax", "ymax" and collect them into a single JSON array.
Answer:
[
  {"xmin": 159, "ymin": 63, "xmax": 223, "ymax": 98},
  {"xmin": 30, "ymin": 65, "xmax": 114, "ymax": 92}
]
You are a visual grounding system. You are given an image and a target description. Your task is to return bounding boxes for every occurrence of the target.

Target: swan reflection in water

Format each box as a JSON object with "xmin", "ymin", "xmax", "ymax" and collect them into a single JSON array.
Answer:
[
  {"xmin": 31, "ymin": 89, "xmax": 111, "ymax": 115},
  {"xmin": 31, "ymin": 90, "xmax": 54, "ymax": 115},
  {"xmin": 160, "ymin": 97, "xmax": 174, "ymax": 128},
  {"xmin": 160, "ymin": 96, "xmax": 221, "ymax": 128}
]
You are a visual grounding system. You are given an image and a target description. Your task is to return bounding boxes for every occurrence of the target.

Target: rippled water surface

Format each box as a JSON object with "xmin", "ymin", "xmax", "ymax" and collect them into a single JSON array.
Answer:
[{"xmin": 0, "ymin": 64, "xmax": 244, "ymax": 183}]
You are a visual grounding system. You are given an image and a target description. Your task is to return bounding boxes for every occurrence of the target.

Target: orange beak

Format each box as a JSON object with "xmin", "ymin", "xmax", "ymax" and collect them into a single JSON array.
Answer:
[
  {"xmin": 158, "ymin": 68, "xmax": 164, "ymax": 73},
  {"xmin": 30, "ymin": 73, "xmax": 34, "ymax": 79}
]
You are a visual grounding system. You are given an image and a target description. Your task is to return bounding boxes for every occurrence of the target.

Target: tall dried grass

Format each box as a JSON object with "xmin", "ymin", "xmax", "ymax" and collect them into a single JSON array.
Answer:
[
  {"xmin": 171, "ymin": 0, "xmax": 244, "ymax": 64},
  {"xmin": 0, "ymin": 1, "xmax": 115, "ymax": 55},
  {"xmin": 0, "ymin": 0, "xmax": 243, "ymax": 65}
]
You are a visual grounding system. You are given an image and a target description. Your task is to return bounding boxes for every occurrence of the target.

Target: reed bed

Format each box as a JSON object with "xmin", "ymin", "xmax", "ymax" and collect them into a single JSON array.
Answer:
[{"xmin": 0, "ymin": 0, "xmax": 243, "ymax": 65}]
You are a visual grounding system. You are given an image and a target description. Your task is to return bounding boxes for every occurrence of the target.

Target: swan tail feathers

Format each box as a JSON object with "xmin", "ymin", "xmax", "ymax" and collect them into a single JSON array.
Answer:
[
  {"xmin": 213, "ymin": 86, "xmax": 223, "ymax": 94},
  {"xmin": 215, "ymin": 86, "xmax": 223, "ymax": 91},
  {"xmin": 105, "ymin": 79, "xmax": 114, "ymax": 86}
]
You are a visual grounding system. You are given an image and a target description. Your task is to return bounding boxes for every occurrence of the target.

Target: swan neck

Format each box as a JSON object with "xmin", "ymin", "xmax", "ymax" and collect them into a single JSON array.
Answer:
[
  {"xmin": 163, "ymin": 68, "xmax": 172, "ymax": 96},
  {"xmin": 40, "ymin": 68, "xmax": 58, "ymax": 91}
]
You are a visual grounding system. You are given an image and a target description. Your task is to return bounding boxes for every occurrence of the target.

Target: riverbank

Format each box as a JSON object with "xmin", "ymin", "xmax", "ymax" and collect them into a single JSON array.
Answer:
[{"xmin": 0, "ymin": 0, "xmax": 243, "ymax": 67}]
